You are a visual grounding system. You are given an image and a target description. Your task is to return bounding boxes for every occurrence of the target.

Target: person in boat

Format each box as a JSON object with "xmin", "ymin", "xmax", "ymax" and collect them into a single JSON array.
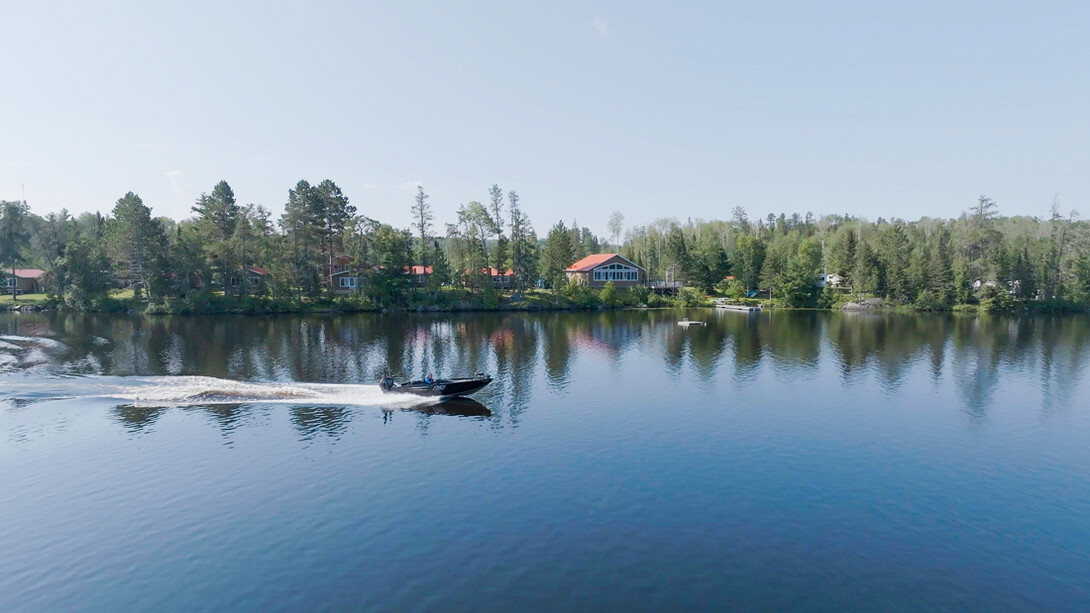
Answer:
[{"xmin": 424, "ymin": 373, "xmax": 435, "ymax": 385}]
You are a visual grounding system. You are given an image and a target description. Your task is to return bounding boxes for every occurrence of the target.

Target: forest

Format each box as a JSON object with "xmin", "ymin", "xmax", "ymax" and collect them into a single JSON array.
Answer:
[{"xmin": 2, "ymin": 179, "xmax": 1089, "ymax": 313}]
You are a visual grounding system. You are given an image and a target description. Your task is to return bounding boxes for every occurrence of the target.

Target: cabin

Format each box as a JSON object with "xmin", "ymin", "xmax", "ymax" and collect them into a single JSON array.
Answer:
[
  {"xmin": 485, "ymin": 267, "xmax": 514, "ymax": 288},
  {"xmin": 565, "ymin": 254, "xmax": 646, "ymax": 289},
  {"xmin": 0, "ymin": 268, "xmax": 45, "ymax": 295},
  {"xmin": 818, "ymin": 273, "xmax": 843, "ymax": 288},
  {"xmin": 461, "ymin": 267, "xmax": 514, "ymax": 288},
  {"xmin": 228, "ymin": 267, "xmax": 268, "ymax": 292},
  {"xmin": 407, "ymin": 265, "xmax": 433, "ymax": 286},
  {"xmin": 327, "ymin": 255, "xmax": 360, "ymax": 294}
]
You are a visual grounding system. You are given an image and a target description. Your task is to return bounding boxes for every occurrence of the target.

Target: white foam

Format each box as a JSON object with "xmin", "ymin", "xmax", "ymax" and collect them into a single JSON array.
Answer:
[
  {"xmin": 92, "ymin": 375, "xmax": 433, "ymax": 408},
  {"xmin": 0, "ymin": 335, "xmax": 66, "ymax": 349}
]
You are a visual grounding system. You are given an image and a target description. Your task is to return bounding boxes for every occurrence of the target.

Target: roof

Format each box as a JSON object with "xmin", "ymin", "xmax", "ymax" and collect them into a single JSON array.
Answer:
[
  {"xmin": 566, "ymin": 254, "xmax": 644, "ymax": 272},
  {"xmin": 248, "ymin": 267, "xmax": 268, "ymax": 275},
  {"xmin": 407, "ymin": 265, "xmax": 434, "ymax": 275},
  {"xmin": 3, "ymin": 268, "xmax": 45, "ymax": 279},
  {"xmin": 462, "ymin": 268, "xmax": 514, "ymax": 276}
]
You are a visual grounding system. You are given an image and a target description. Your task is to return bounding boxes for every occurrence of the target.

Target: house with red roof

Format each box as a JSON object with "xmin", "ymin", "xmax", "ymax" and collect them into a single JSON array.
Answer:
[
  {"xmin": 484, "ymin": 267, "xmax": 514, "ymax": 288},
  {"xmin": 0, "ymin": 268, "xmax": 46, "ymax": 295},
  {"xmin": 565, "ymin": 254, "xmax": 646, "ymax": 289},
  {"xmin": 228, "ymin": 267, "xmax": 269, "ymax": 293},
  {"xmin": 407, "ymin": 265, "xmax": 433, "ymax": 286}
]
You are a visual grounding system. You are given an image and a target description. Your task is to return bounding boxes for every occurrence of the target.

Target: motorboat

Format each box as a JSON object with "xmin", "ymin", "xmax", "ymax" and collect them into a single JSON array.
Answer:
[{"xmin": 379, "ymin": 372, "xmax": 493, "ymax": 398}]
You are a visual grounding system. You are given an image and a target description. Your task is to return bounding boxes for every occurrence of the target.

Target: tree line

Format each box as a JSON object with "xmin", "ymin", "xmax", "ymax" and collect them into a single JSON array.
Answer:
[
  {"xmin": 2, "ymin": 183, "xmax": 1089, "ymax": 311},
  {"xmin": 0, "ymin": 180, "xmax": 595, "ymax": 309},
  {"xmin": 616, "ymin": 198, "xmax": 1090, "ymax": 310}
]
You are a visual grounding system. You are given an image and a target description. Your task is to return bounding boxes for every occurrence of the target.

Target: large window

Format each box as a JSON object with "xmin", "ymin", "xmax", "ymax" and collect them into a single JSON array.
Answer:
[
  {"xmin": 592, "ymin": 262, "xmax": 639, "ymax": 282},
  {"xmin": 339, "ymin": 277, "xmax": 357, "ymax": 288},
  {"xmin": 0, "ymin": 277, "xmax": 12, "ymax": 288}
]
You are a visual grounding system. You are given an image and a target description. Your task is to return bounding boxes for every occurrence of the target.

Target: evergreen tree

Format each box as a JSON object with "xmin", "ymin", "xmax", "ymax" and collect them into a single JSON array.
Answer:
[
  {"xmin": 192, "ymin": 180, "xmax": 240, "ymax": 288},
  {"xmin": 508, "ymin": 190, "xmax": 536, "ymax": 289},
  {"xmin": 430, "ymin": 239, "xmax": 451, "ymax": 286},
  {"xmin": 732, "ymin": 234, "xmax": 765, "ymax": 291},
  {"xmin": 493, "ymin": 235, "xmax": 509, "ymax": 272},
  {"xmin": 281, "ymin": 180, "xmax": 323, "ymax": 297},
  {"xmin": 0, "ymin": 200, "xmax": 31, "ymax": 300},
  {"xmin": 541, "ymin": 221, "xmax": 575, "ymax": 288},
  {"xmin": 105, "ymin": 192, "xmax": 166, "ymax": 299},
  {"xmin": 878, "ymin": 223, "xmax": 911, "ymax": 302},
  {"xmin": 854, "ymin": 240, "xmax": 880, "ymax": 297},
  {"xmin": 411, "ymin": 185, "xmax": 433, "ymax": 266},
  {"xmin": 488, "ymin": 184, "xmax": 505, "ymax": 240},
  {"xmin": 315, "ymin": 179, "xmax": 355, "ymax": 289},
  {"xmin": 666, "ymin": 226, "xmax": 693, "ymax": 284}
]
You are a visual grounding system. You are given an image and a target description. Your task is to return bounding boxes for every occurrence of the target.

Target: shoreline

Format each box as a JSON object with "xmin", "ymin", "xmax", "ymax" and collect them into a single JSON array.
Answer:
[{"xmin": 3, "ymin": 299, "xmax": 1085, "ymax": 317}]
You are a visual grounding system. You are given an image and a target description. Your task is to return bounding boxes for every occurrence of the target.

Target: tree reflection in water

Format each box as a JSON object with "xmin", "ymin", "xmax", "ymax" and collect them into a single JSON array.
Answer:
[{"xmin": 5, "ymin": 310, "xmax": 1090, "ymax": 437}]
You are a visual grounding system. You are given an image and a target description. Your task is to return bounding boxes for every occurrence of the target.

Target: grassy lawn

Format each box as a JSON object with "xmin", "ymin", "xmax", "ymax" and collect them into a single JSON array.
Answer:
[{"xmin": 0, "ymin": 293, "xmax": 48, "ymax": 304}]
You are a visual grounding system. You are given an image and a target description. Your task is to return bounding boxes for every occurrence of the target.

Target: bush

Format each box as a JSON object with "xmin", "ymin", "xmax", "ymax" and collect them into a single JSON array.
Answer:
[
  {"xmin": 977, "ymin": 285, "xmax": 1017, "ymax": 313},
  {"xmin": 817, "ymin": 286, "xmax": 837, "ymax": 309},
  {"xmin": 628, "ymin": 285, "xmax": 650, "ymax": 306},
  {"xmin": 723, "ymin": 280, "xmax": 748, "ymax": 301},
  {"xmin": 599, "ymin": 281, "xmax": 619, "ymax": 307},
  {"xmin": 673, "ymin": 287, "xmax": 708, "ymax": 307},
  {"xmin": 913, "ymin": 289, "xmax": 950, "ymax": 311}
]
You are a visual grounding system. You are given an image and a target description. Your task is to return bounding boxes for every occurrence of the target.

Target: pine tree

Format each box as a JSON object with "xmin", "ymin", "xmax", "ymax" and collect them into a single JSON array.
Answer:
[
  {"xmin": 0, "ymin": 200, "xmax": 31, "ymax": 300},
  {"xmin": 411, "ymin": 186, "xmax": 433, "ymax": 267},
  {"xmin": 541, "ymin": 221, "xmax": 575, "ymax": 288},
  {"xmin": 315, "ymin": 179, "xmax": 355, "ymax": 290},
  {"xmin": 192, "ymin": 180, "xmax": 240, "ymax": 287},
  {"xmin": 281, "ymin": 180, "xmax": 323, "ymax": 297},
  {"xmin": 105, "ymin": 192, "xmax": 166, "ymax": 299},
  {"xmin": 508, "ymin": 191, "xmax": 536, "ymax": 290}
]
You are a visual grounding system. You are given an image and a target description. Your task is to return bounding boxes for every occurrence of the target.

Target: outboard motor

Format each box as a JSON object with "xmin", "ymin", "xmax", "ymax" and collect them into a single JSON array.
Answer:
[{"xmin": 379, "ymin": 375, "xmax": 395, "ymax": 392}]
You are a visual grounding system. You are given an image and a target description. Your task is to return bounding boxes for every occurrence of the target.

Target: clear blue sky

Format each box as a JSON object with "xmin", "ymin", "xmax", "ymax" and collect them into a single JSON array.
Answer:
[{"xmin": 3, "ymin": 1, "xmax": 1088, "ymax": 236}]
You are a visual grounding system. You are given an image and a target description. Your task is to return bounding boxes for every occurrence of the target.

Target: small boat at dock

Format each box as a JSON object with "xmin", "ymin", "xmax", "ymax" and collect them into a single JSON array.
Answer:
[{"xmin": 678, "ymin": 318, "xmax": 706, "ymax": 327}]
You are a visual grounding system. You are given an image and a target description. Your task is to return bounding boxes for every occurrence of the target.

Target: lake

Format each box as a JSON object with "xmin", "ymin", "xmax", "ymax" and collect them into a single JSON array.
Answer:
[{"xmin": 2, "ymin": 309, "xmax": 1089, "ymax": 611}]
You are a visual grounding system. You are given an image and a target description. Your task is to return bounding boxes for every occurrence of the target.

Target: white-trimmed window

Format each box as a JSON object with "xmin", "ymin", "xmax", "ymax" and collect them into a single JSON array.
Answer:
[
  {"xmin": 592, "ymin": 262, "xmax": 639, "ymax": 282},
  {"xmin": 339, "ymin": 277, "xmax": 357, "ymax": 288},
  {"xmin": 0, "ymin": 277, "xmax": 12, "ymax": 288}
]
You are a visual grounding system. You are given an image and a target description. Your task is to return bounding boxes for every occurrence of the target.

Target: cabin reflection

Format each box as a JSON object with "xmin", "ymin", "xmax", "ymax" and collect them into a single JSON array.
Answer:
[{"xmin": 5, "ymin": 310, "xmax": 1090, "ymax": 423}]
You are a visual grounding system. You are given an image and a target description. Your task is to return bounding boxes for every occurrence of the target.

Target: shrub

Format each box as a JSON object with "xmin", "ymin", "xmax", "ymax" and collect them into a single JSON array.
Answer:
[
  {"xmin": 599, "ymin": 281, "xmax": 619, "ymax": 307},
  {"xmin": 628, "ymin": 285, "xmax": 650, "ymax": 306}
]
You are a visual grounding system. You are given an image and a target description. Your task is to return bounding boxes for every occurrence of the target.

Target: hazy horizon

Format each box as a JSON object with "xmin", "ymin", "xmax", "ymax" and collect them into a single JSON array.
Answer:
[{"xmin": 3, "ymin": 1, "xmax": 1088, "ymax": 236}]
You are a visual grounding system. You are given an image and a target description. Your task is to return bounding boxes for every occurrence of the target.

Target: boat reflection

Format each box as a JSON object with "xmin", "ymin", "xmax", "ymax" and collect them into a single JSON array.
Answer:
[{"xmin": 386, "ymin": 397, "xmax": 491, "ymax": 418}]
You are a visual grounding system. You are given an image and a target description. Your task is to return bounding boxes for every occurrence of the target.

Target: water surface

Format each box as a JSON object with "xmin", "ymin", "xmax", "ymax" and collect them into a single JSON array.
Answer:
[{"xmin": 2, "ymin": 310, "xmax": 1089, "ymax": 610}]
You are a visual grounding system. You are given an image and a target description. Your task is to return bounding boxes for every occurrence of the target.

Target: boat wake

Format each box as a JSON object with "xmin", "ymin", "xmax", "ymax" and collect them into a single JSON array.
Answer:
[{"xmin": 3, "ymin": 375, "xmax": 436, "ymax": 409}]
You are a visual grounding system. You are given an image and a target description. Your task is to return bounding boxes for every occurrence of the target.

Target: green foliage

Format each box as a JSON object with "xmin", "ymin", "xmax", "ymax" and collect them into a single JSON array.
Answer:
[
  {"xmin": 105, "ymin": 192, "xmax": 168, "ymax": 299},
  {"xmin": 599, "ymin": 280, "xmax": 618, "ymax": 306},
  {"xmin": 978, "ymin": 284, "xmax": 1017, "ymax": 313},
  {"xmin": 541, "ymin": 221, "xmax": 575, "ymax": 289},
  {"xmin": 628, "ymin": 284, "xmax": 650, "ymax": 306},
  {"xmin": 723, "ymin": 280, "xmax": 748, "ymax": 300},
  {"xmin": 562, "ymin": 278, "xmax": 601, "ymax": 308},
  {"xmin": 8, "ymin": 183, "xmax": 1090, "ymax": 315}
]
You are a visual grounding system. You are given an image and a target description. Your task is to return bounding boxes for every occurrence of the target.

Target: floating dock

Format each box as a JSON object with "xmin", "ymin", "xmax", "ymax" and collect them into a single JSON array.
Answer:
[
  {"xmin": 714, "ymin": 303, "xmax": 762, "ymax": 312},
  {"xmin": 677, "ymin": 319, "xmax": 706, "ymax": 327}
]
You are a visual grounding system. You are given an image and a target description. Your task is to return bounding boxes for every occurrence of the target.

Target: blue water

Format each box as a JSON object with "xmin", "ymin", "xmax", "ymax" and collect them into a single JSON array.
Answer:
[{"xmin": 2, "ymin": 310, "xmax": 1089, "ymax": 610}]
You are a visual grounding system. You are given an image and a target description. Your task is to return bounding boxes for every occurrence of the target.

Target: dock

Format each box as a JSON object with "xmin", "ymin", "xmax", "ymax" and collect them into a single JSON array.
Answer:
[{"xmin": 714, "ymin": 302, "xmax": 762, "ymax": 313}]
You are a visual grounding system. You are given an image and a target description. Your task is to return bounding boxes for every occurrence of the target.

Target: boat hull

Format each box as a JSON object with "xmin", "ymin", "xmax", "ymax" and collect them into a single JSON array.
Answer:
[{"xmin": 379, "ymin": 376, "xmax": 492, "ymax": 398}]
